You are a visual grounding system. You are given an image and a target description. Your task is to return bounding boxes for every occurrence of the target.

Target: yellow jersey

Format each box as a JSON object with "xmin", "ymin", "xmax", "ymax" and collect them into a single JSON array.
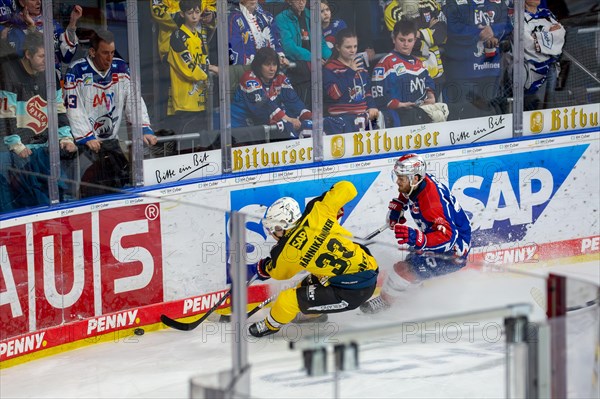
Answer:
[
  {"xmin": 265, "ymin": 181, "xmax": 378, "ymax": 288},
  {"xmin": 167, "ymin": 24, "xmax": 209, "ymax": 113}
]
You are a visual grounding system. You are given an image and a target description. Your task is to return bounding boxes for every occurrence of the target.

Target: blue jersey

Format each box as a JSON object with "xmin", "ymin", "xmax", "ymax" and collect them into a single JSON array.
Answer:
[
  {"xmin": 403, "ymin": 173, "xmax": 471, "ymax": 257},
  {"xmin": 323, "ymin": 58, "xmax": 376, "ymax": 116},
  {"xmin": 0, "ymin": 0, "xmax": 17, "ymax": 27},
  {"xmin": 228, "ymin": 4, "xmax": 286, "ymax": 65},
  {"xmin": 322, "ymin": 19, "xmax": 347, "ymax": 50},
  {"xmin": 231, "ymin": 70, "xmax": 311, "ymax": 129},
  {"xmin": 371, "ymin": 51, "xmax": 435, "ymax": 110},
  {"xmin": 6, "ymin": 14, "xmax": 77, "ymax": 69},
  {"xmin": 443, "ymin": 0, "xmax": 511, "ymax": 79}
]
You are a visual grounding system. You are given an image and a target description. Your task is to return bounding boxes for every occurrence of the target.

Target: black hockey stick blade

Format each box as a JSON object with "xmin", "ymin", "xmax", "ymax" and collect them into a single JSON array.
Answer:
[
  {"xmin": 161, "ymin": 275, "xmax": 259, "ymax": 331},
  {"xmin": 218, "ymin": 293, "xmax": 277, "ymax": 323},
  {"xmin": 161, "ymin": 290, "xmax": 232, "ymax": 331}
]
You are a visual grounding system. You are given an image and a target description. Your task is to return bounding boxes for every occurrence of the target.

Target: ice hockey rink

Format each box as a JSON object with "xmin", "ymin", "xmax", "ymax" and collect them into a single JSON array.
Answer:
[{"xmin": 1, "ymin": 257, "xmax": 598, "ymax": 399}]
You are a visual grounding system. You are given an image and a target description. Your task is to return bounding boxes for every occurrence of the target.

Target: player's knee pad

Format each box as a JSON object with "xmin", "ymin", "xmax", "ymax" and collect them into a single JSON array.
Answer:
[
  {"xmin": 393, "ymin": 261, "xmax": 419, "ymax": 283},
  {"xmin": 382, "ymin": 271, "xmax": 412, "ymax": 298}
]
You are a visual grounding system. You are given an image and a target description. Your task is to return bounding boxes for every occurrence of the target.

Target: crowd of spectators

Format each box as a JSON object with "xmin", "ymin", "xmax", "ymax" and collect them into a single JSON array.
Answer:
[
  {"xmin": 0, "ymin": 1, "xmax": 159, "ymax": 210},
  {"xmin": 0, "ymin": 0, "xmax": 571, "ymax": 212},
  {"xmin": 221, "ymin": 0, "xmax": 564, "ymax": 133}
]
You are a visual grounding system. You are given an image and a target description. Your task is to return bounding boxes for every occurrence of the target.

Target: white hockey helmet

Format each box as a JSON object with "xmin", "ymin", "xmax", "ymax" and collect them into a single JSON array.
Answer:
[
  {"xmin": 263, "ymin": 197, "xmax": 302, "ymax": 234},
  {"xmin": 393, "ymin": 153, "xmax": 427, "ymax": 194}
]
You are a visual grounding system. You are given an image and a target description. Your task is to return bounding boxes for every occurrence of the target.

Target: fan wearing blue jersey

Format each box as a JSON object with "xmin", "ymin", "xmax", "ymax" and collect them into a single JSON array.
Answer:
[
  {"xmin": 231, "ymin": 47, "xmax": 312, "ymax": 138},
  {"xmin": 322, "ymin": 29, "xmax": 379, "ymax": 134},
  {"xmin": 361, "ymin": 153, "xmax": 472, "ymax": 314},
  {"xmin": 371, "ymin": 20, "xmax": 439, "ymax": 128},
  {"xmin": 320, "ymin": 0, "xmax": 347, "ymax": 50},
  {"xmin": 442, "ymin": 0, "xmax": 511, "ymax": 119}
]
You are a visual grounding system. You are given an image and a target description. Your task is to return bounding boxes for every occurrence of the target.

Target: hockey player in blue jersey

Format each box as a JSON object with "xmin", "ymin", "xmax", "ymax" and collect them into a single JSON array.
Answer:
[
  {"xmin": 361, "ymin": 153, "xmax": 472, "ymax": 314},
  {"xmin": 231, "ymin": 47, "xmax": 312, "ymax": 139},
  {"xmin": 371, "ymin": 20, "xmax": 438, "ymax": 128}
]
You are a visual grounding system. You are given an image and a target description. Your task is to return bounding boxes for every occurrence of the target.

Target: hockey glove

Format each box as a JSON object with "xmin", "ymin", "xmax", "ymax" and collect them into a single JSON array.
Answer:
[
  {"xmin": 394, "ymin": 225, "xmax": 426, "ymax": 249},
  {"xmin": 387, "ymin": 198, "xmax": 407, "ymax": 229},
  {"xmin": 249, "ymin": 258, "xmax": 271, "ymax": 281},
  {"xmin": 337, "ymin": 207, "xmax": 344, "ymax": 220}
]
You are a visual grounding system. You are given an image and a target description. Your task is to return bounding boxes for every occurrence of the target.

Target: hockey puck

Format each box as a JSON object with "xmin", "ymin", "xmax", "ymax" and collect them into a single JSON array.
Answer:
[{"xmin": 134, "ymin": 328, "xmax": 145, "ymax": 336}]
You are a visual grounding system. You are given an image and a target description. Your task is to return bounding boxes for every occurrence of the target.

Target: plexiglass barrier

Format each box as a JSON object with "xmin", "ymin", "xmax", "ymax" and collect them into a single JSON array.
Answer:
[
  {"xmin": 235, "ymin": 240, "xmax": 599, "ymax": 399},
  {"xmin": 1, "ymin": 0, "xmax": 598, "ymax": 215}
]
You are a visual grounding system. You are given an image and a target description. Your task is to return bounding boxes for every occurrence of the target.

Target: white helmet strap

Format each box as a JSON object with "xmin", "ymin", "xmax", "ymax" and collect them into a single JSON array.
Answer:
[{"xmin": 407, "ymin": 174, "xmax": 424, "ymax": 196}]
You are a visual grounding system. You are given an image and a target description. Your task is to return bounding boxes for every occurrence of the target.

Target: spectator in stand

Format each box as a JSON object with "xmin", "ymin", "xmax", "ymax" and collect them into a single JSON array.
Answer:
[
  {"xmin": 320, "ymin": 0, "xmax": 346, "ymax": 50},
  {"xmin": 442, "ymin": 0, "xmax": 511, "ymax": 120},
  {"xmin": 151, "ymin": 0, "xmax": 216, "ymax": 63},
  {"xmin": 231, "ymin": 47, "xmax": 312, "ymax": 139},
  {"xmin": 322, "ymin": 29, "xmax": 379, "ymax": 134},
  {"xmin": 64, "ymin": 29, "xmax": 157, "ymax": 197},
  {"xmin": 275, "ymin": 0, "xmax": 332, "ymax": 104},
  {"xmin": 372, "ymin": 20, "xmax": 447, "ymax": 128},
  {"xmin": 1, "ymin": 0, "xmax": 82, "ymax": 69},
  {"xmin": 150, "ymin": 0, "xmax": 216, "ymax": 129},
  {"xmin": 0, "ymin": 0, "xmax": 18, "ymax": 32},
  {"xmin": 384, "ymin": 0, "xmax": 447, "ymax": 84},
  {"xmin": 167, "ymin": 0, "xmax": 218, "ymax": 140},
  {"xmin": 321, "ymin": 0, "xmax": 374, "ymax": 64},
  {"xmin": 521, "ymin": 0, "xmax": 565, "ymax": 110},
  {"xmin": 150, "ymin": 0, "xmax": 181, "ymax": 130},
  {"xmin": 228, "ymin": 0, "xmax": 289, "ymax": 67},
  {"xmin": 0, "ymin": 31, "xmax": 76, "ymax": 212}
]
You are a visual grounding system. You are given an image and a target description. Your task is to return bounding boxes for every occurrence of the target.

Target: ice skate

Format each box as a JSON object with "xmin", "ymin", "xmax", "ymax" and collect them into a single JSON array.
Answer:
[
  {"xmin": 360, "ymin": 296, "xmax": 391, "ymax": 314},
  {"xmin": 248, "ymin": 319, "xmax": 280, "ymax": 337}
]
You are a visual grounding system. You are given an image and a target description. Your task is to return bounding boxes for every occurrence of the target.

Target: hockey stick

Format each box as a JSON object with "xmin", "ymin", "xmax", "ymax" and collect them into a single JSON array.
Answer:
[
  {"xmin": 217, "ymin": 225, "xmax": 389, "ymax": 324},
  {"xmin": 218, "ymin": 292, "xmax": 278, "ymax": 323},
  {"xmin": 355, "ymin": 223, "xmax": 389, "ymax": 243},
  {"xmin": 160, "ymin": 274, "xmax": 258, "ymax": 331},
  {"xmin": 162, "ymin": 225, "xmax": 388, "ymax": 330}
]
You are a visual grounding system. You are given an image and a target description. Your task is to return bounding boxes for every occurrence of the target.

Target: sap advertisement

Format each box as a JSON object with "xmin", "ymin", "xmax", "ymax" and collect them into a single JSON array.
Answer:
[
  {"xmin": 1, "ymin": 132, "xmax": 598, "ymax": 362},
  {"xmin": 222, "ymin": 137, "xmax": 598, "ymax": 280},
  {"xmin": 449, "ymin": 144, "xmax": 589, "ymax": 247}
]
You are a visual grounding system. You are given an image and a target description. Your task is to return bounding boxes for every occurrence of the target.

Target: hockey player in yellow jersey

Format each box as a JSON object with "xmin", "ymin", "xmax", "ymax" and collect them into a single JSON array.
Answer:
[{"xmin": 248, "ymin": 181, "xmax": 379, "ymax": 338}]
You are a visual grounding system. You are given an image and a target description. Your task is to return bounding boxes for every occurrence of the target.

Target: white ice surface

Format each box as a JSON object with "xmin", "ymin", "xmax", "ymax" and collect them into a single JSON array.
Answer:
[{"xmin": 1, "ymin": 260, "xmax": 598, "ymax": 399}]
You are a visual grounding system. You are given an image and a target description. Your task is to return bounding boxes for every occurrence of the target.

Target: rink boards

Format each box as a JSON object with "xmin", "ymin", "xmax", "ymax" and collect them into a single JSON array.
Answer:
[{"xmin": 1, "ymin": 127, "xmax": 599, "ymax": 367}]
